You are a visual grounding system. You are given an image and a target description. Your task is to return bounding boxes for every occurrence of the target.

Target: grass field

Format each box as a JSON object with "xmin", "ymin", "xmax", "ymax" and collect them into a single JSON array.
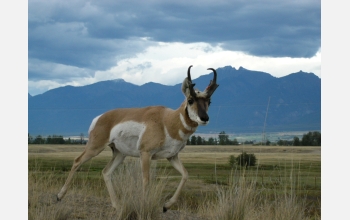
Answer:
[{"xmin": 28, "ymin": 144, "xmax": 321, "ymax": 220}]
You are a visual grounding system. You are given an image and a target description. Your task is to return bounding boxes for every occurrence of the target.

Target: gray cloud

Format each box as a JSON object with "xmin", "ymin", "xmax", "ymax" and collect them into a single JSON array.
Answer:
[
  {"xmin": 28, "ymin": 0, "xmax": 320, "ymax": 82},
  {"xmin": 28, "ymin": 20, "xmax": 155, "ymax": 70},
  {"xmin": 126, "ymin": 62, "xmax": 152, "ymax": 72},
  {"xmin": 28, "ymin": 58, "xmax": 94, "ymax": 81}
]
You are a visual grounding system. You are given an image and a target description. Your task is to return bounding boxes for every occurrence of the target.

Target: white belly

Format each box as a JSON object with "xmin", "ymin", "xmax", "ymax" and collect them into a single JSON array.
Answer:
[
  {"xmin": 109, "ymin": 121, "xmax": 146, "ymax": 157},
  {"xmin": 109, "ymin": 121, "xmax": 188, "ymax": 159}
]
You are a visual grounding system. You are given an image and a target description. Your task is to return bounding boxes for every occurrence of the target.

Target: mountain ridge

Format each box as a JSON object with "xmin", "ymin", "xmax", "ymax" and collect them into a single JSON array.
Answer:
[{"xmin": 28, "ymin": 66, "xmax": 320, "ymax": 136}]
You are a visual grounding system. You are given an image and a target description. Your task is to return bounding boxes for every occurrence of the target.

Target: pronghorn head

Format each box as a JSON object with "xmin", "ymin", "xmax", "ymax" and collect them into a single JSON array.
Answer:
[{"xmin": 181, "ymin": 65, "xmax": 219, "ymax": 125}]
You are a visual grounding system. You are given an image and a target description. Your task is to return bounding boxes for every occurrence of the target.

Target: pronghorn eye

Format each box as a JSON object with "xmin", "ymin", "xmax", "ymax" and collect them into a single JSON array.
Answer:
[{"xmin": 188, "ymin": 99, "xmax": 194, "ymax": 105}]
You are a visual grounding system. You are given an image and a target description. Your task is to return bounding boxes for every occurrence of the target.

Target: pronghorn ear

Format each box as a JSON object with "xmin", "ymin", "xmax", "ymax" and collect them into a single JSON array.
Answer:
[
  {"xmin": 182, "ymin": 78, "xmax": 197, "ymax": 98},
  {"xmin": 181, "ymin": 78, "xmax": 192, "ymax": 97}
]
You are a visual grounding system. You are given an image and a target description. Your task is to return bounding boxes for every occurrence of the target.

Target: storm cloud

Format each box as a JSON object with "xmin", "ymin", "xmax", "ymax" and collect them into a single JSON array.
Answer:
[{"xmin": 28, "ymin": 0, "xmax": 321, "ymax": 95}]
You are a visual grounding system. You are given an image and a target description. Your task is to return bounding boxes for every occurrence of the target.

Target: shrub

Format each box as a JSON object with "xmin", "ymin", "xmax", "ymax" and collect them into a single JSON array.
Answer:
[
  {"xmin": 236, "ymin": 152, "xmax": 257, "ymax": 168},
  {"xmin": 228, "ymin": 155, "xmax": 236, "ymax": 168}
]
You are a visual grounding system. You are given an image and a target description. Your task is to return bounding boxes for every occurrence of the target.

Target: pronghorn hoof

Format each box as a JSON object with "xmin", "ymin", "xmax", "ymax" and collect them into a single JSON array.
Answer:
[
  {"xmin": 57, "ymin": 196, "xmax": 61, "ymax": 202},
  {"xmin": 163, "ymin": 207, "xmax": 167, "ymax": 213}
]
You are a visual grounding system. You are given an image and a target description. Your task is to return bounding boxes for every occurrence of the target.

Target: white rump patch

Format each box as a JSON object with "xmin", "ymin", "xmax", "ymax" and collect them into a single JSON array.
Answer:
[{"xmin": 88, "ymin": 114, "xmax": 102, "ymax": 135}]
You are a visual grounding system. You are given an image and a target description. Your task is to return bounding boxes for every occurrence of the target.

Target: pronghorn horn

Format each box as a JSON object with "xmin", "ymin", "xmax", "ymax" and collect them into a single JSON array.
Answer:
[
  {"xmin": 187, "ymin": 65, "xmax": 193, "ymax": 82},
  {"xmin": 187, "ymin": 65, "xmax": 197, "ymax": 97},
  {"xmin": 205, "ymin": 68, "xmax": 219, "ymax": 97}
]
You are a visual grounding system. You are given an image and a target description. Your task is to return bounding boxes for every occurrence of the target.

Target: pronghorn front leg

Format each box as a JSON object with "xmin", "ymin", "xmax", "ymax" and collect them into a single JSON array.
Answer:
[
  {"xmin": 140, "ymin": 151, "xmax": 151, "ymax": 194},
  {"xmin": 163, "ymin": 154, "xmax": 188, "ymax": 212}
]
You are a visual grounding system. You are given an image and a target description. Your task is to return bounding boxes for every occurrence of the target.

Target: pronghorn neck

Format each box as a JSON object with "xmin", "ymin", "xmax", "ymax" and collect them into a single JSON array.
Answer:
[
  {"xmin": 163, "ymin": 100, "xmax": 198, "ymax": 142},
  {"xmin": 180, "ymin": 100, "xmax": 199, "ymax": 130}
]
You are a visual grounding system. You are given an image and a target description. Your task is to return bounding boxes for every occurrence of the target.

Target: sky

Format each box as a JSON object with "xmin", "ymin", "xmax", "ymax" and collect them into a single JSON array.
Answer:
[{"xmin": 27, "ymin": 0, "xmax": 321, "ymax": 96}]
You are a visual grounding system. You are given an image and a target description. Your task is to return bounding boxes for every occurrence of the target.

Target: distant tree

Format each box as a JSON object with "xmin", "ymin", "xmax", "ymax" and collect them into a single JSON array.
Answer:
[
  {"xmin": 55, "ymin": 135, "xmax": 65, "ymax": 144},
  {"xmin": 197, "ymin": 136, "xmax": 203, "ymax": 145},
  {"xmin": 80, "ymin": 133, "xmax": 84, "ymax": 144},
  {"xmin": 190, "ymin": 136, "xmax": 197, "ymax": 145},
  {"xmin": 277, "ymin": 139, "xmax": 292, "ymax": 146},
  {"xmin": 244, "ymin": 140, "xmax": 254, "ymax": 145},
  {"xmin": 208, "ymin": 137, "xmax": 215, "ymax": 145},
  {"xmin": 301, "ymin": 131, "xmax": 321, "ymax": 146},
  {"xmin": 232, "ymin": 138, "xmax": 239, "ymax": 145},
  {"xmin": 202, "ymin": 137, "xmax": 207, "ymax": 145},
  {"xmin": 293, "ymin": 137, "xmax": 301, "ymax": 146},
  {"xmin": 46, "ymin": 135, "xmax": 52, "ymax": 144},
  {"xmin": 218, "ymin": 131, "xmax": 229, "ymax": 145},
  {"xmin": 46, "ymin": 135, "xmax": 65, "ymax": 144},
  {"xmin": 312, "ymin": 131, "xmax": 321, "ymax": 146},
  {"xmin": 33, "ymin": 135, "xmax": 45, "ymax": 144},
  {"xmin": 301, "ymin": 132, "xmax": 311, "ymax": 146}
]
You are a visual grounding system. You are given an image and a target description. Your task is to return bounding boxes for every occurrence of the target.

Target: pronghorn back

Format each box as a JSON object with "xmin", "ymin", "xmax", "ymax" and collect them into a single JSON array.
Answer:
[{"xmin": 88, "ymin": 103, "xmax": 196, "ymax": 159}]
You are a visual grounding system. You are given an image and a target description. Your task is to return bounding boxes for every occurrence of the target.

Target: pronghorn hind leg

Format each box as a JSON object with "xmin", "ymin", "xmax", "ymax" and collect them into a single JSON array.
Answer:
[
  {"xmin": 163, "ymin": 154, "xmax": 188, "ymax": 212},
  {"xmin": 57, "ymin": 142, "xmax": 105, "ymax": 201},
  {"xmin": 102, "ymin": 143, "xmax": 125, "ymax": 209}
]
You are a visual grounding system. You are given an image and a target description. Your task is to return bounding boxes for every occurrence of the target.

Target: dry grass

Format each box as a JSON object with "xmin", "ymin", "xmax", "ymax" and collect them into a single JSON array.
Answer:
[
  {"xmin": 198, "ymin": 170, "xmax": 316, "ymax": 220},
  {"xmin": 28, "ymin": 144, "xmax": 321, "ymax": 219},
  {"xmin": 111, "ymin": 161, "xmax": 168, "ymax": 220},
  {"xmin": 28, "ymin": 160, "xmax": 170, "ymax": 220}
]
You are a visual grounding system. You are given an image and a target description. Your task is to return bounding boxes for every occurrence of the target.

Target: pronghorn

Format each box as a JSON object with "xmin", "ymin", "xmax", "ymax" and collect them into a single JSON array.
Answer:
[{"xmin": 57, "ymin": 65, "xmax": 219, "ymax": 212}]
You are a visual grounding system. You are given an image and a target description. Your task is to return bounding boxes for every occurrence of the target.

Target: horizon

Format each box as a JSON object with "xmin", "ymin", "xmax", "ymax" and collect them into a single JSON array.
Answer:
[
  {"xmin": 28, "ymin": 65, "xmax": 320, "ymax": 96},
  {"xmin": 29, "ymin": 130, "xmax": 319, "ymax": 143}
]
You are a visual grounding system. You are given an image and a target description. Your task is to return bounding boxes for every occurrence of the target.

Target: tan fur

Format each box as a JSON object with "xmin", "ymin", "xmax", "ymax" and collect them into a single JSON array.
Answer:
[{"xmin": 89, "ymin": 101, "xmax": 196, "ymax": 151}]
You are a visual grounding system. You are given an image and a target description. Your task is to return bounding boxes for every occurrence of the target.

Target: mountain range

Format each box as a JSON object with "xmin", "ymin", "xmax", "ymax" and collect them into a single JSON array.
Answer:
[{"xmin": 28, "ymin": 66, "xmax": 321, "ymax": 137}]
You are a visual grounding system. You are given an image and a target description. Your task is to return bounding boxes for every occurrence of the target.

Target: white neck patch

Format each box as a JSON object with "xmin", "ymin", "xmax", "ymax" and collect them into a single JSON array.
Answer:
[
  {"xmin": 178, "ymin": 129, "xmax": 192, "ymax": 141},
  {"xmin": 180, "ymin": 113, "xmax": 195, "ymax": 131}
]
